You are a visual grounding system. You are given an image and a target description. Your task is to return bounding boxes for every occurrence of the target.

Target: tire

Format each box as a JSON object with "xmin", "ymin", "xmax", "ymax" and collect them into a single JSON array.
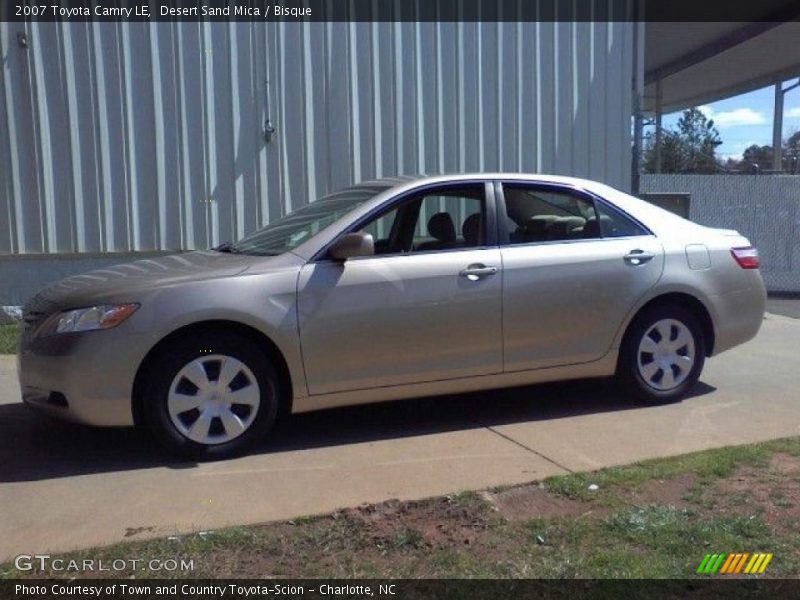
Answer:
[
  {"xmin": 617, "ymin": 304, "xmax": 706, "ymax": 404},
  {"xmin": 141, "ymin": 331, "xmax": 279, "ymax": 460}
]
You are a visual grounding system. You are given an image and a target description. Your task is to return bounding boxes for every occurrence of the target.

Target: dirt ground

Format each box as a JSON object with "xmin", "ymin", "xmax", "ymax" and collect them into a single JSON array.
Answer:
[
  {"xmin": 709, "ymin": 453, "xmax": 800, "ymax": 535},
  {"xmin": 191, "ymin": 453, "xmax": 800, "ymax": 578},
  {"xmin": 7, "ymin": 441, "xmax": 800, "ymax": 579}
]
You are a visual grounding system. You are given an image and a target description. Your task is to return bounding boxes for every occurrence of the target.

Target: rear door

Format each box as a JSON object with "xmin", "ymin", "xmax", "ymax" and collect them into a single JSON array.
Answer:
[{"xmin": 498, "ymin": 182, "xmax": 664, "ymax": 372}]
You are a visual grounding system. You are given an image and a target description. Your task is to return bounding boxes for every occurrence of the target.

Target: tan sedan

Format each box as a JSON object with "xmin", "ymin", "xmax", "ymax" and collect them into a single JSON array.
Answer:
[{"xmin": 18, "ymin": 174, "xmax": 766, "ymax": 459}]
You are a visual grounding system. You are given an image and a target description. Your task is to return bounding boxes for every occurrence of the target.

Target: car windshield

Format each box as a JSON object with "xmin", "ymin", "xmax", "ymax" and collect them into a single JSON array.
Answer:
[{"xmin": 227, "ymin": 183, "xmax": 391, "ymax": 256}]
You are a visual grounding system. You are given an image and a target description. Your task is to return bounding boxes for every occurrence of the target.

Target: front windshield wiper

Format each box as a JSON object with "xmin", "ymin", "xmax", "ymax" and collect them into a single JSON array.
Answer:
[
  {"xmin": 211, "ymin": 242, "xmax": 242, "ymax": 254},
  {"xmin": 211, "ymin": 242, "xmax": 281, "ymax": 257}
]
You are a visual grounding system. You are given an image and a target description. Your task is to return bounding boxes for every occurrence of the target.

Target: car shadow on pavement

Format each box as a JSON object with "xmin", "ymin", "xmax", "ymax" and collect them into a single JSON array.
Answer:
[{"xmin": 0, "ymin": 378, "xmax": 716, "ymax": 483}]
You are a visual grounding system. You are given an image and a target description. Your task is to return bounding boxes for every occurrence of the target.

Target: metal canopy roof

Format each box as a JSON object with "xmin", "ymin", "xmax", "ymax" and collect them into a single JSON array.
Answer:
[{"xmin": 643, "ymin": 19, "xmax": 800, "ymax": 114}]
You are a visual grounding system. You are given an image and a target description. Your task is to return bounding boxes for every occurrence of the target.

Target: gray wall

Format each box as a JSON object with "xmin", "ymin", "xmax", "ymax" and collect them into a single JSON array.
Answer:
[
  {"xmin": 642, "ymin": 174, "xmax": 800, "ymax": 293},
  {"xmin": 1, "ymin": 21, "xmax": 634, "ymax": 258}
]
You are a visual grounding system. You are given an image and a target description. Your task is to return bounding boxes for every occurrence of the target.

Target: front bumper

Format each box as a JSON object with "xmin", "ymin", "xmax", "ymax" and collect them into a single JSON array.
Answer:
[{"xmin": 18, "ymin": 326, "xmax": 153, "ymax": 427}]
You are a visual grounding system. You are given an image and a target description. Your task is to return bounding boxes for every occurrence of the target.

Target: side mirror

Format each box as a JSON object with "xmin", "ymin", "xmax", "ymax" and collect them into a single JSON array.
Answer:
[{"xmin": 328, "ymin": 232, "xmax": 375, "ymax": 261}]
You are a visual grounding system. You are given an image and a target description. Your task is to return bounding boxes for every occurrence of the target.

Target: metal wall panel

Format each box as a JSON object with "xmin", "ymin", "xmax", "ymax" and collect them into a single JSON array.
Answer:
[{"xmin": 0, "ymin": 20, "xmax": 634, "ymax": 255}]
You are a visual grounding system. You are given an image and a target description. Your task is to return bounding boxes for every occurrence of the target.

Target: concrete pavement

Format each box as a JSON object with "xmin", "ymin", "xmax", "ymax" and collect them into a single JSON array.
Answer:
[
  {"xmin": 767, "ymin": 295, "xmax": 800, "ymax": 320},
  {"xmin": 1, "ymin": 312, "xmax": 799, "ymax": 561}
]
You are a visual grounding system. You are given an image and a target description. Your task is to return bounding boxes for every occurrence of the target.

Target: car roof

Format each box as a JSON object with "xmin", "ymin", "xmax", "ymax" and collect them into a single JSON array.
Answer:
[{"xmin": 359, "ymin": 172, "xmax": 601, "ymax": 191}]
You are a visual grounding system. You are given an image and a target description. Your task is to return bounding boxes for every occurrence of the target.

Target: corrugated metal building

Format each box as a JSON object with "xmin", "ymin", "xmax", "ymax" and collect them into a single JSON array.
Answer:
[{"xmin": 0, "ymin": 20, "xmax": 636, "ymax": 304}]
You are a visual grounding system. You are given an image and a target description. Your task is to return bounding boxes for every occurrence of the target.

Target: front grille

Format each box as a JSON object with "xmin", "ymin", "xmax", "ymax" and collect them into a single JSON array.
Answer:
[
  {"xmin": 21, "ymin": 312, "xmax": 47, "ymax": 341},
  {"xmin": 21, "ymin": 291, "xmax": 58, "ymax": 332},
  {"xmin": 47, "ymin": 392, "xmax": 69, "ymax": 408},
  {"xmin": 23, "ymin": 311, "xmax": 46, "ymax": 326}
]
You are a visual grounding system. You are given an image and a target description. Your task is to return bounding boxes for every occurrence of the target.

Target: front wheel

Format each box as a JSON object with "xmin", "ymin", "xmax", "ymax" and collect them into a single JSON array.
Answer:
[
  {"xmin": 617, "ymin": 305, "xmax": 706, "ymax": 403},
  {"xmin": 142, "ymin": 332, "xmax": 279, "ymax": 460}
]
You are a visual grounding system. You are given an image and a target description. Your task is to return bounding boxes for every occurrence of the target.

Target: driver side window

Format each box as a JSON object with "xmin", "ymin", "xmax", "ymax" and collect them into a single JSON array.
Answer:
[
  {"xmin": 360, "ymin": 206, "xmax": 401, "ymax": 255},
  {"xmin": 357, "ymin": 185, "xmax": 486, "ymax": 255}
]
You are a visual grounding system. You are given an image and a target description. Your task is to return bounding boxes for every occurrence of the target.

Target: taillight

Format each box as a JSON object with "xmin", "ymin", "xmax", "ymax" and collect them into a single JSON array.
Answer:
[{"xmin": 731, "ymin": 246, "xmax": 759, "ymax": 269}]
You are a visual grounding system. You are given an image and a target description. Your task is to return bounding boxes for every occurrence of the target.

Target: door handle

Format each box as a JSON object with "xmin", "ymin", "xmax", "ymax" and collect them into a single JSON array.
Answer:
[
  {"xmin": 459, "ymin": 264, "xmax": 498, "ymax": 281},
  {"xmin": 624, "ymin": 250, "xmax": 655, "ymax": 266}
]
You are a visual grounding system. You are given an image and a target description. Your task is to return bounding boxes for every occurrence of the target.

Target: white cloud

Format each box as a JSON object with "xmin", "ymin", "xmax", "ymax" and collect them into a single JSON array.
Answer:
[
  {"xmin": 786, "ymin": 106, "xmax": 800, "ymax": 118},
  {"xmin": 730, "ymin": 140, "xmax": 757, "ymax": 152},
  {"xmin": 717, "ymin": 109, "xmax": 766, "ymax": 126},
  {"xmin": 696, "ymin": 105, "xmax": 766, "ymax": 126},
  {"xmin": 717, "ymin": 140, "xmax": 759, "ymax": 162},
  {"xmin": 697, "ymin": 105, "xmax": 715, "ymax": 119}
]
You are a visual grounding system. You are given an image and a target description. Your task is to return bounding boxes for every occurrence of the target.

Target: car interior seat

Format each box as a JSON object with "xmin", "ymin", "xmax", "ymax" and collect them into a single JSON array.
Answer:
[
  {"xmin": 416, "ymin": 212, "xmax": 458, "ymax": 250},
  {"xmin": 546, "ymin": 216, "xmax": 586, "ymax": 240},
  {"xmin": 462, "ymin": 213, "xmax": 482, "ymax": 246}
]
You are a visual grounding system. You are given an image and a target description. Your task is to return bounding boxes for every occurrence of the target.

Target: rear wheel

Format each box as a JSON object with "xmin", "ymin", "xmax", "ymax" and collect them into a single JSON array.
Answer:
[
  {"xmin": 617, "ymin": 305, "xmax": 706, "ymax": 403},
  {"xmin": 142, "ymin": 332, "xmax": 279, "ymax": 460}
]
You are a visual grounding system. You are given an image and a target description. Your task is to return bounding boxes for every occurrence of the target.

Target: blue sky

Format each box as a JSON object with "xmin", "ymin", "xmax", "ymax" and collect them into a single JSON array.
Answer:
[{"xmin": 658, "ymin": 80, "xmax": 800, "ymax": 161}]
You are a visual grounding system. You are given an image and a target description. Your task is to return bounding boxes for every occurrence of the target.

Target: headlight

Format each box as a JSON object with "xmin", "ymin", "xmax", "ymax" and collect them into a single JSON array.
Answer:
[{"xmin": 38, "ymin": 304, "xmax": 140, "ymax": 337}]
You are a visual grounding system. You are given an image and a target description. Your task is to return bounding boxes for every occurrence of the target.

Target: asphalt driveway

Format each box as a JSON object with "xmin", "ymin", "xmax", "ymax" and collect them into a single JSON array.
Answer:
[{"xmin": 1, "ymin": 312, "xmax": 798, "ymax": 561}]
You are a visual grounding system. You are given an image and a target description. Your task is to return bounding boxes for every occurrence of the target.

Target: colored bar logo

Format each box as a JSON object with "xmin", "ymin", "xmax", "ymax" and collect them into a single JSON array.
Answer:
[{"xmin": 696, "ymin": 552, "xmax": 773, "ymax": 575}]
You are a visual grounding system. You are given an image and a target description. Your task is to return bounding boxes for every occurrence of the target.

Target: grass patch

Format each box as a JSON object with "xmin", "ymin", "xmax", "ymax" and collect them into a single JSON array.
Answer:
[
  {"xmin": 0, "ymin": 323, "xmax": 19, "ymax": 354},
  {"xmin": 393, "ymin": 528, "xmax": 424, "ymax": 551},
  {"xmin": 544, "ymin": 437, "xmax": 800, "ymax": 504},
  {"xmin": 4, "ymin": 437, "xmax": 800, "ymax": 579}
]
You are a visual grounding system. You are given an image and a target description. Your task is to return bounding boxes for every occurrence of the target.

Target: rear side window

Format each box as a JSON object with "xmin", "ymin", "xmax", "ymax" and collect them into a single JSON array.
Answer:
[
  {"xmin": 501, "ymin": 185, "xmax": 600, "ymax": 243},
  {"xmin": 594, "ymin": 201, "xmax": 650, "ymax": 238},
  {"xmin": 501, "ymin": 184, "xmax": 650, "ymax": 244}
]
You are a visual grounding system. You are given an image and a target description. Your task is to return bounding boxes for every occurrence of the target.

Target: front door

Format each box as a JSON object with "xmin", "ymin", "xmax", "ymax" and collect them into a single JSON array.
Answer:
[{"xmin": 297, "ymin": 183, "xmax": 503, "ymax": 395}]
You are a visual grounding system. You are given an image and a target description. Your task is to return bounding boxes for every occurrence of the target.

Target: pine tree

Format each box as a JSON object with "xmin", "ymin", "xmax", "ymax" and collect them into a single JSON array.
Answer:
[{"xmin": 643, "ymin": 108, "xmax": 723, "ymax": 173}]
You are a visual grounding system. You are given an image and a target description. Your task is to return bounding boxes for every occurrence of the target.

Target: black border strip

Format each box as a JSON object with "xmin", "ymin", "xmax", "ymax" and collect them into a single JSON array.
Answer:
[
  {"xmin": 1, "ymin": 0, "xmax": 800, "ymax": 23},
  {"xmin": 3, "ymin": 578, "xmax": 798, "ymax": 600}
]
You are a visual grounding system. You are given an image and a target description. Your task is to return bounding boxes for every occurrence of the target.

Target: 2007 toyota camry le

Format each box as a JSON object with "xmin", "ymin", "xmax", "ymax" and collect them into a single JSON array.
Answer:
[{"xmin": 18, "ymin": 174, "xmax": 766, "ymax": 459}]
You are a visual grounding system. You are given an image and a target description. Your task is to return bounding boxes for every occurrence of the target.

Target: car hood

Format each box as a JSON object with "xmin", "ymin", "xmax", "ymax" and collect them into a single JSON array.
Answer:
[{"xmin": 22, "ymin": 251, "xmax": 261, "ymax": 317}]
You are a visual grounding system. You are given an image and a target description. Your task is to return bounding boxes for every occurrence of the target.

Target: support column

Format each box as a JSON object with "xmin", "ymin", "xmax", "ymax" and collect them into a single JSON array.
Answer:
[
  {"xmin": 773, "ymin": 79, "xmax": 800, "ymax": 173},
  {"xmin": 655, "ymin": 79, "xmax": 663, "ymax": 173},
  {"xmin": 631, "ymin": 20, "xmax": 645, "ymax": 194},
  {"xmin": 773, "ymin": 83, "xmax": 784, "ymax": 172}
]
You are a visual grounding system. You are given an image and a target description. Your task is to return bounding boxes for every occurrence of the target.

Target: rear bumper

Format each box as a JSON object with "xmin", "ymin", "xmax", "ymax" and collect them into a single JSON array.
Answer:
[
  {"xmin": 17, "ymin": 327, "xmax": 153, "ymax": 427},
  {"xmin": 709, "ymin": 277, "xmax": 767, "ymax": 356}
]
